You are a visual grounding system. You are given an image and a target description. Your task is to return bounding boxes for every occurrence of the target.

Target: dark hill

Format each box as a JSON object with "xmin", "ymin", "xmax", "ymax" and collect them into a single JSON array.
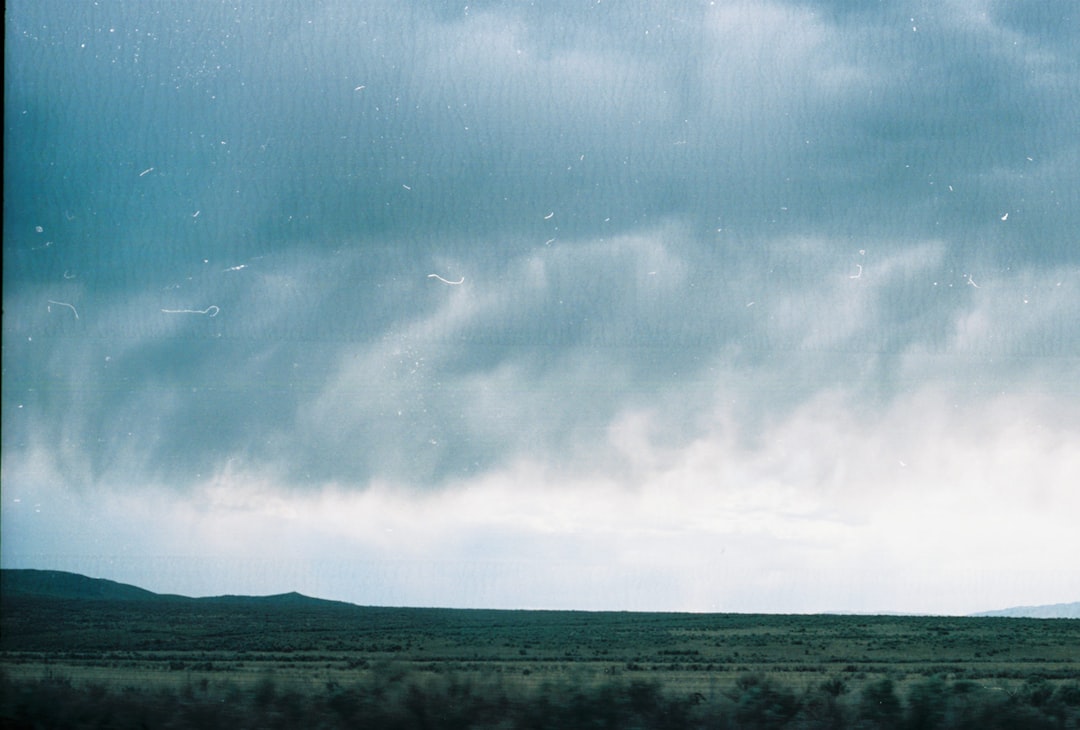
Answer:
[
  {"xmin": 199, "ymin": 590, "xmax": 356, "ymax": 609},
  {"xmin": 1, "ymin": 570, "xmax": 370, "ymax": 653},
  {"xmin": 0, "ymin": 569, "xmax": 168, "ymax": 602},
  {"xmin": 0, "ymin": 569, "xmax": 352, "ymax": 610}
]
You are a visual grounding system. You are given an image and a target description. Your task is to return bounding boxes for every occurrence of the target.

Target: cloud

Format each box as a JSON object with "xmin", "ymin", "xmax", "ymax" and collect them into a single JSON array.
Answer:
[
  {"xmin": 3, "ymin": 0, "xmax": 1078, "ymax": 612},
  {"xmin": 5, "ymin": 378, "xmax": 1077, "ymax": 612},
  {"xmin": 4, "ymin": 216, "xmax": 1077, "ymax": 491}
]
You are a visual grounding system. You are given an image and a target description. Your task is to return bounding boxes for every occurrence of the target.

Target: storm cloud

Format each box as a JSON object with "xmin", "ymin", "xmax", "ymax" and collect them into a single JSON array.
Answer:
[{"xmin": 3, "ymin": 0, "xmax": 1078, "ymax": 612}]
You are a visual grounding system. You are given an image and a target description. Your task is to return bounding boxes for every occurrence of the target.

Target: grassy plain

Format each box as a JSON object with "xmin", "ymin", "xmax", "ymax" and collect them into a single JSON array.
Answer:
[{"xmin": 2, "ymin": 593, "xmax": 1079, "ymax": 728}]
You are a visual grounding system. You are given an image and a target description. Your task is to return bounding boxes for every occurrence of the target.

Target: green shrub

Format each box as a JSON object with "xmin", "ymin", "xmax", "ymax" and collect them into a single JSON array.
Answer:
[
  {"xmin": 732, "ymin": 673, "xmax": 800, "ymax": 730},
  {"xmin": 905, "ymin": 676, "xmax": 947, "ymax": 730},
  {"xmin": 1054, "ymin": 681, "xmax": 1080, "ymax": 707},
  {"xmin": 858, "ymin": 678, "xmax": 902, "ymax": 729}
]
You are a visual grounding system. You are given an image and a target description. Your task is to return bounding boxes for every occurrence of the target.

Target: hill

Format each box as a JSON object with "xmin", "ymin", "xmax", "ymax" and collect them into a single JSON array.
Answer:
[
  {"xmin": 971, "ymin": 601, "xmax": 1080, "ymax": 619},
  {"xmin": 0, "ymin": 569, "xmax": 166, "ymax": 602},
  {"xmin": 0, "ymin": 569, "xmax": 350, "ymax": 609}
]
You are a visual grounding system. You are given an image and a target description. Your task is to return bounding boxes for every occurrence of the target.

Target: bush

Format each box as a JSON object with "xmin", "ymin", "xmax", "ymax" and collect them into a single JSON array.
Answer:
[
  {"xmin": 858, "ymin": 678, "xmax": 902, "ymax": 729},
  {"xmin": 1054, "ymin": 682, "xmax": 1080, "ymax": 707},
  {"xmin": 731, "ymin": 673, "xmax": 801, "ymax": 730},
  {"xmin": 794, "ymin": 679, "xmax": 849, "ymax": 730},
  {"xmin": 905, "ymin": 676, "xmax": 947, "ymax": 730}
]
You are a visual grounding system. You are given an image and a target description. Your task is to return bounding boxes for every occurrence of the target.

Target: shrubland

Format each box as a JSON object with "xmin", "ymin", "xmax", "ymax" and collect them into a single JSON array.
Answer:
[{"xmin": 2, "ymin": 590, "xmax": 1078, "ymax": 728}]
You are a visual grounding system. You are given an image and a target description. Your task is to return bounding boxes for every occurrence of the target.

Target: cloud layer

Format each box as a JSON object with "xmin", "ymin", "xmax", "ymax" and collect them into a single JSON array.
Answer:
[{"xmin": 4, "ymin": 0, "xmax": 1079, "ymax": 612}]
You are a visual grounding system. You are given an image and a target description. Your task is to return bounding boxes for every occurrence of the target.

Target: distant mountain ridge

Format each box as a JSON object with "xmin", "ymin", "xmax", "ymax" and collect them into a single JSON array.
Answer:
[
  {"xmin": 0, "ymin": 569, "xmax": 350, "ymax": 609},
  {"xmin": 970, "ymin": 601, "xmax": 1080, "ymax": 619},
  {"xmin": 4, "ymin": 569, "xmax": 1077, "ymax": 617}
]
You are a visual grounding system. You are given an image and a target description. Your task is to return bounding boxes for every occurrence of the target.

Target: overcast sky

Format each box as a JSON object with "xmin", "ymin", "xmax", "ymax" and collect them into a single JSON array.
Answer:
[{"xmin": 3, "ymin": 0, "xmax": 1078, "ymax": 614}]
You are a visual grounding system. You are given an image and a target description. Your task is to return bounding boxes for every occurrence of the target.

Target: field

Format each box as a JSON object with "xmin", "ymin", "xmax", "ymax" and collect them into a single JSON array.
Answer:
[{"xmin": 2, "ymin": 592, "xmax": 1079, "ymax": 728}]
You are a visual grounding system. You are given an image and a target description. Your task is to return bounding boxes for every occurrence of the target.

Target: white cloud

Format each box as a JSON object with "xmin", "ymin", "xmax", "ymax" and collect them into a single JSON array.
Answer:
[{"xmin": 6, "ymin": 368, "xmax": 1076, "ymax": 614}]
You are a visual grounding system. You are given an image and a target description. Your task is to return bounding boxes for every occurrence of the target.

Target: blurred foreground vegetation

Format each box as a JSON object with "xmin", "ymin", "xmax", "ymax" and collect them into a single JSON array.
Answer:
[{"xmin": 2, "ymin": 666, "xmax": 1079, "ymax": 729}]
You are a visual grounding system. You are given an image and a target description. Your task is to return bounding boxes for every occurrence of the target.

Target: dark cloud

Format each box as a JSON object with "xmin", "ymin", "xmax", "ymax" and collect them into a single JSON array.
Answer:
[{"xmin": 4, "ymin": 0, "xmax": 1078, "ymax": 493}]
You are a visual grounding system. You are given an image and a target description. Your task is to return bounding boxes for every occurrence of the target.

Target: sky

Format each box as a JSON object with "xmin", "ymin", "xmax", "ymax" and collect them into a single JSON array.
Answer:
[{"xmin": 3, "ymin": 0, "xmax": 1079, "ymax": 615}]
